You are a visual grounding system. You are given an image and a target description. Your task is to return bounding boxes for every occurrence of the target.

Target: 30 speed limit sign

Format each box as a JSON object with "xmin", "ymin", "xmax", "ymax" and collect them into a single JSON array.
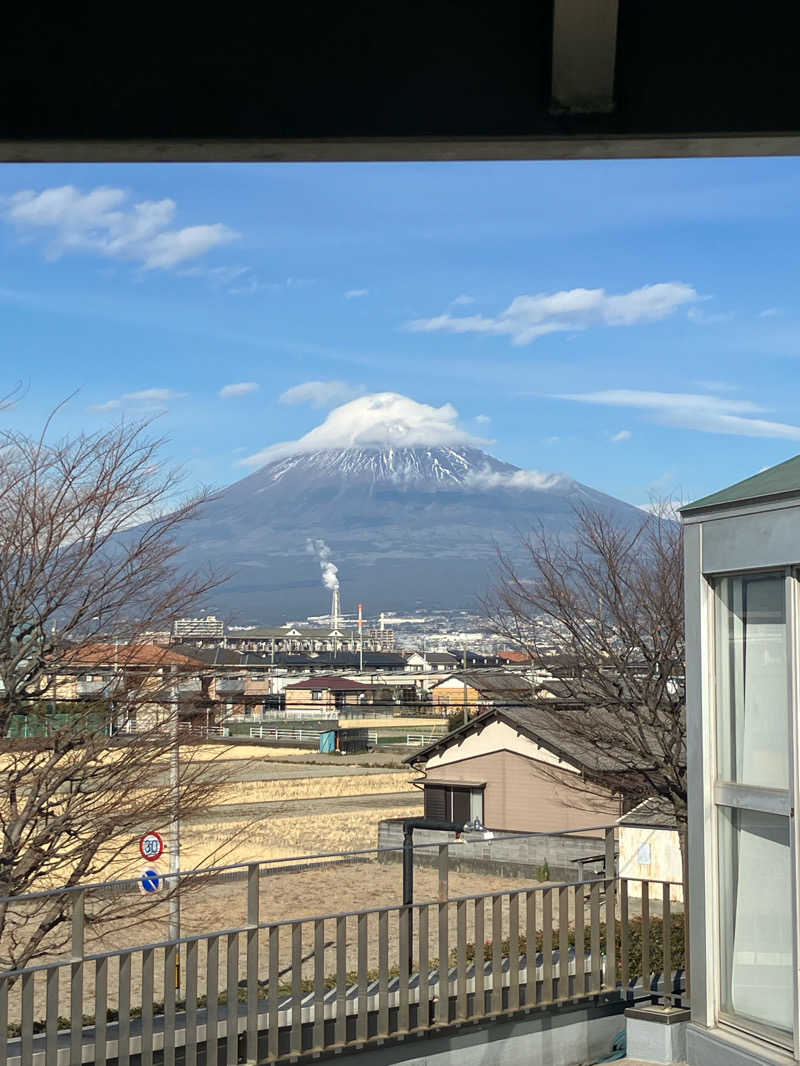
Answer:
[{"xmin": 139, "ymin": 831, "xmax": 165, "ymax": 862}]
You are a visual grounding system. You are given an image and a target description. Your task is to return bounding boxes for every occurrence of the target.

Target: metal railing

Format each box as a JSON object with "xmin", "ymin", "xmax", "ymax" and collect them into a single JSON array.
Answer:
[
  {"xmin": 0, "ymin": 853, "xmax": 683, "ymax": 1066},
  {"xmin": 246, "ymin": 726, "xmax": 441, "ymax": 747}
]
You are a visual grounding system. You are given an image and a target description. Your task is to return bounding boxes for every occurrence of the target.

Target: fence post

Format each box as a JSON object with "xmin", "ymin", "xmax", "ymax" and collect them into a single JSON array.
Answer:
[
  {"xmin": 438, "ymin": 844, "xmax": 449, "ymax": 902},
  {"xmin": 71, "ymin": 890, "xmax": 85, "ymax": 1066},
  {"xmin": 604, "ymin": 826, "xmax": 617, "ymax": 990}
]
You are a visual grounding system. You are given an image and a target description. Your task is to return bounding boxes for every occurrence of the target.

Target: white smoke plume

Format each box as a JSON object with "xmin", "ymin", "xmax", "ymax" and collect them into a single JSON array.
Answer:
[{"xmin": 306, "ymin": 538, "xmax": 339, "ymax": 590}]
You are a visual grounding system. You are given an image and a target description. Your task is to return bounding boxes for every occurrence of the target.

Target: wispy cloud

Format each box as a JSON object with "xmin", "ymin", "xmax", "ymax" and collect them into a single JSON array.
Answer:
[
  {"xmin": 451, "ymin": 294, "xmax": 475, "ymax": 306},
  {"xmin": 687, "ymin": 307, "xmax": 734, "ymax": 325},
  {"xmin": 558, "ymin": 389, "xmax": 800, "ymax": 440},
  {"xmin": 279, "ymin": 381, "xmax": 367, "ymax": 409},
  {"xmin": 465, "ymin": 468, "xmax": 569, "ymax": 491},
  {"xmin": 123, "ymin": 388, "xmax": 187, "ymax": 403},
  {"xmin": 759, "ymin": 307, "xmax": 780, "ymax": 318},
  {"xmin": 344, "ymin": 288, "xmax": 368, "ymax": 299},
  {"xmin": 694, "ymin": 380, "xmax": 740, "ymax": 393},
  {"xmin": 3, "ymin": 185, "xmax": 238, "ymax": 270},
  {"xmin": 407, "ymin": 282, "xmax": 698, "ymax": 345},
  {"xmin": 219, "ymin": 382, "xmax": 259, "ymax": 399},
  {"xmin": 610, "ymin": 429, "xmax": 632, "ymax": 443},
  {"xmin": 475, "ymin": 414, "xmax": 491, "ymax": 425},
  {"xmin": 86, "ymin": 399, "xmax": 121, "ymax": 413}
]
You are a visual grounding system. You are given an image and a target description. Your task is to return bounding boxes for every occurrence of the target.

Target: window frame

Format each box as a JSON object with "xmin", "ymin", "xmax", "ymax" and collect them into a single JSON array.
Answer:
[{"xmin": 708, "ymin": 568, "xmax": 800, "ymax": 1053}]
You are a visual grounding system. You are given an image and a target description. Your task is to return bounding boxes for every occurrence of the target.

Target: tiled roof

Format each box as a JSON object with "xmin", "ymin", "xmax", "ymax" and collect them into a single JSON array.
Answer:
[
  {"xmin": 62, "ymin": 643, "xmax": 204, "ymax": 668},
  {"xmin": 285, "ymin": 675, "xmax": 371, "ymax": 691}
]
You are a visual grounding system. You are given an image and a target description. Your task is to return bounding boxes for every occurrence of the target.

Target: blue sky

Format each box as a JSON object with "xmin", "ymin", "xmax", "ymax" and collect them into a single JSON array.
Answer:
[{"xmin": 2, "ymin": 157, "xmax": 800, "ymax": 506}]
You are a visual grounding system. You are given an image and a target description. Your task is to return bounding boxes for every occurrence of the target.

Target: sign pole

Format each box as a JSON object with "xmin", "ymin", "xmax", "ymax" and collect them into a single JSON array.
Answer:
[{"xmin": 169, "ymin": 675, "xmax": 181, "ymax": 988}]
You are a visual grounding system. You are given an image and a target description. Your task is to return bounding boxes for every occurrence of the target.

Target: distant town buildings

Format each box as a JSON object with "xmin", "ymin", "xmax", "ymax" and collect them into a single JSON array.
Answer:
[{"xmin": 172, "ymin": 615, "xmax": 225, "ymax": 641}]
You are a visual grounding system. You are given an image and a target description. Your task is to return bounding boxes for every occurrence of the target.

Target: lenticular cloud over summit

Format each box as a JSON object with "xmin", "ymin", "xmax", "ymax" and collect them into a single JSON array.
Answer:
[{"xmin": 241, "ymin": 392, "xmax": 490, "ymax": 466}]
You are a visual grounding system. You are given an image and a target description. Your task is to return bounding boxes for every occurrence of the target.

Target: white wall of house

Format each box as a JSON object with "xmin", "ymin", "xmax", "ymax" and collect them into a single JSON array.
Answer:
[
  {"xmin": 424, "ymin": 718, "xmax": 579, "ymax": 773},
  {"xmin": 618, "ymin": 825, "xmax": 684, "ymax": 902}
]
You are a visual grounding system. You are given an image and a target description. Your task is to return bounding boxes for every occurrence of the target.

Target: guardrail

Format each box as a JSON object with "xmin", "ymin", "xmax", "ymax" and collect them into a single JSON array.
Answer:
[
  {"xmin": 248, "ymin": 726, "xmax": 325, "ymax": 743},
  {"xmin": 1, "ymin": 857, "xmax": 683, "ymax": 1066}
]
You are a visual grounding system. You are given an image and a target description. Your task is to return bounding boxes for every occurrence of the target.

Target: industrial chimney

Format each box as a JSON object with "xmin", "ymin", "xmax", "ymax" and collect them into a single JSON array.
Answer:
[{"xmin": 330, "ymin": 586, "xmax": 342, "ymax": 631}]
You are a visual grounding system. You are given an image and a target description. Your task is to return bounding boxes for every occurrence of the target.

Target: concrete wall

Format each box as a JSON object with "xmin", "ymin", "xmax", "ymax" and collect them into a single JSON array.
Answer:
[
  {"xmin": 325, "ymin": 1000, "xmax": 627, "ymax": 1066},
  {"xmin": 378, "ymin": 819, "xmax": 606, "ymax": 883}
]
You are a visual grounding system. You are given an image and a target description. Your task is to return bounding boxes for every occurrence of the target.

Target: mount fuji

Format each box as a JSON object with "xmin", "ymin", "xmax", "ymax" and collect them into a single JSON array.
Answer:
[{"xmin": 174, "ymin": 443, "xmax": 645, "ymax": 623}]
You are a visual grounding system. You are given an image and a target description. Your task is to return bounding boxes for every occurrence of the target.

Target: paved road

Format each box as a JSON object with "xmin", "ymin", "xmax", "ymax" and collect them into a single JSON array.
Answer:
[{"xmin": 187, "ymin": 790, "xmax": 422, "ymax": 825}]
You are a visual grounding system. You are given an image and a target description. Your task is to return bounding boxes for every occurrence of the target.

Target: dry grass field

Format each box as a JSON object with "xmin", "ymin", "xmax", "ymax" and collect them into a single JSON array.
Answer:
[{"xmin": 180, "ymin": 804, "xmax": 423, "ymax": 868}]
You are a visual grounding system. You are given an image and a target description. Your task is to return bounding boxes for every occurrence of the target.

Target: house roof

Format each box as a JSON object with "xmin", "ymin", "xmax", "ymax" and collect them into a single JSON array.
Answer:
[
  {"xmin": 285, "ymin": 675, "xmax": 371, "ymax": 691},
  {"xmin": 681, "ymin": 453, "xmax": 800, "ymax": 515},
  {"xmin": 498, "ymin": 649, "xmax": 533, "ymax": 664},
  {"xmin": 62, "ymin": 643, "xmax": 204, "ymax": 668},
  {"xmin": 406, "ymin": 702, "xmax": 661, "ymax": 783},
  {"xmin": 617, "ymin": 797, "xmax": 677, "ymax": 829},
  {"xmin": 432, "ymin": 670, "xmax": 533, "ymax": 699},
  {"xmin": 410, "ymin": 652, "xmax": 458, "ymax": 664},
  {"xmin": 171, "ymin": 645, "xmax": 272, "ymax": 668}
]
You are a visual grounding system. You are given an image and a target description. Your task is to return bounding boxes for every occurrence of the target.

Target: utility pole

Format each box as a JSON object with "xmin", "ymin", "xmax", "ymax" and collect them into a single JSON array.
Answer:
[
  {"xmin": 169, "ymin": 670, "xmax": 181, "ymax": 988},
  {"xmin": 462, "ymin": 646, "xmax": 468, "ymax": 726},
  {"xmin": 358, "ymin": 603, "xmax": 364, "ymax": 674}
]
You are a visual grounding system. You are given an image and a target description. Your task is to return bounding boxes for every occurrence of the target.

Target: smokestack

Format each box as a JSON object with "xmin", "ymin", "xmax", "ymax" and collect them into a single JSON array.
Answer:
[
  {"xmin": 330, "ymin": 586, "xmax": 341, "ymax": 631},
  {"xmin": 380, "ymin": 612, "xmax": 385, "ymax": 631}
]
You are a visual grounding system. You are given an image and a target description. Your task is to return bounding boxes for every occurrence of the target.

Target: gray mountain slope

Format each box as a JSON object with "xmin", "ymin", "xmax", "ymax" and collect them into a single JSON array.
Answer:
[{"xmin": 174, "ymin": 446, "xmax": 646, "ymax": 623}]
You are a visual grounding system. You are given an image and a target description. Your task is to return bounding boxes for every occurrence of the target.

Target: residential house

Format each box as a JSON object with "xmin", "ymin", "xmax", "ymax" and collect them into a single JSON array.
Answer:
[
  {"xmin": 284, "ymin": 675, "xmax": 373, "ymax": 713},
  {"xmin": 617, "ymin": 797, "xmax": 683, "ymax": 902},
  {"xmin": 430, "ymin": 669, "xmax": 534, "ymax": 714},
  {"xmin": 51, "ymin": 642, "xmax": 214, "ymax": 732},
  {"xmin": 406, "ymin": 704, "xmax": 625, "ymax": 835},
  {"xmin": 405, "ymin": 651, "xmax": 459, "ymax": 673},
  {"xmin": 171, "ymin": 645, "xmax": 274, "ymax": 718}
]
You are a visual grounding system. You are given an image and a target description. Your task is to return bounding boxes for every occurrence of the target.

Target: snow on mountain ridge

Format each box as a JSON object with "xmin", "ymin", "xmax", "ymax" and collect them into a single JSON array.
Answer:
[{"xmin": 256, "ymin": 444, "xmax": 529, "ymax": 487}]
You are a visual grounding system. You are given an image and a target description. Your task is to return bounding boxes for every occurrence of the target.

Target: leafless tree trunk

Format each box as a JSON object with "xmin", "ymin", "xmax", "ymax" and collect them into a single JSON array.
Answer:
[{"xmin": 0, "ymin": 411, "xmax": 247, "ymax": 972}]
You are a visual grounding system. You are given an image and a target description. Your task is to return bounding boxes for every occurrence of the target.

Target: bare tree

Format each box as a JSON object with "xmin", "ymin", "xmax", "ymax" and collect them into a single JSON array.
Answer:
[
  {"xmin": 486, "ymin": 504, "xmax": 686, "ymax": 826},
  {"xmin": 0, "ymin": 412, "xmax": 244, "ymax": 972}
]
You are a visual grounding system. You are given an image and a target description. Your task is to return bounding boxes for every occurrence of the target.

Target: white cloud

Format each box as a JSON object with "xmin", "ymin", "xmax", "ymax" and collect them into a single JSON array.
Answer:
[
  {"xmin": 3, "ymin": 185, "xmax": 238, "ymax": 270},
  {"xmin": 475, "ymin": 414, "xmax": 491, "ymax": 425},
  {"xmin": 344, "ymin": 288, "xmax": 368, "ymax": 299},
  {"xmin": 544, "ymin": 435, "xmax": 561, "ymax": 445},
  {"xmin": 610, "ymin": 429, "xmax": 632, "ymax": 443},
  {"xmin": 759, "ymin": 307, "xmax": 780, "ymax": 318},
  {"xmin": 559, "ymin": 389, "xmax": 800, "ymax": 440},
  {"xmin": 279, "ymin": 381, "xmax": 366, "ymax": 409},
  {"xmin": 407, "ymin": 282, "xmax": 698, "ymax": 345},
  {"xmin": 219, "ymin": 382, "xmax": 259, "ymax": 399},
  {"xmin": 241, "ymin": 392, "xmax": 489, "ymax": 466},
  {"xmin": 87, "ymin": 399, "xmax": 121, "ymax": 413},
  {"xmin": 694, "ymin": 380, "xmax": 739, "ymax": 393},
  {"xmin": 451, "ymin": 294, "xmax": 475, "ymax": 306},
  {"xmin": 687, "ymin": 307, "xmax": 733, "ymax": 325},
  {"xmin": 465, "ymin": 468, "xmax": 569, "ymax": 491},
  {"xmin": 122, "ymin": 388, "xmax": 187, "ymax": 403}
]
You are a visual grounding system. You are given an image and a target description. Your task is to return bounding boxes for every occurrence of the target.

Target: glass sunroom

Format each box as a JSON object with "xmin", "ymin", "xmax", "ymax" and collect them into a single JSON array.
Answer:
[{"xmin": 683, "ymin": 457, "xmax": 800, "ymax": 1066}]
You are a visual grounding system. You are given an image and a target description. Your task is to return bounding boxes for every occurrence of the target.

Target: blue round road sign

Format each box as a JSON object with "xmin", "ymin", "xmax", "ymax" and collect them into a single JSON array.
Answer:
[{"xmin": 140, "ymin": 869, "xmax": 161, "ymax": 894}]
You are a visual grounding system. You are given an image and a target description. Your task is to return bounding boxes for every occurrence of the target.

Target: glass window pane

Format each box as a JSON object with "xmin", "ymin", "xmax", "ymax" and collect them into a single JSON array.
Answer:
[
  {"xmin": 718, "ymin": 807, "xmax": 793, "ymax": 1036},
  {"xmin": 715, "ymin": 574, "xmax": 789, "ymax": 789}
]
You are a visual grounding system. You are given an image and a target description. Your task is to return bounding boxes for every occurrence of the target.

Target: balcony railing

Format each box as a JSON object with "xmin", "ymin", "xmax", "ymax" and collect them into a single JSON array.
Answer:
[
  {"xmin": 0, "ymin": 843, "xmax": 684, "ymax": 1066},
  {"xmin": 215, "ymin": 677, "xmax": 246, "ymax": 695},
  {"xmin": 75, "ymin": 680, "xmax": 114, "ymax": 698}
]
